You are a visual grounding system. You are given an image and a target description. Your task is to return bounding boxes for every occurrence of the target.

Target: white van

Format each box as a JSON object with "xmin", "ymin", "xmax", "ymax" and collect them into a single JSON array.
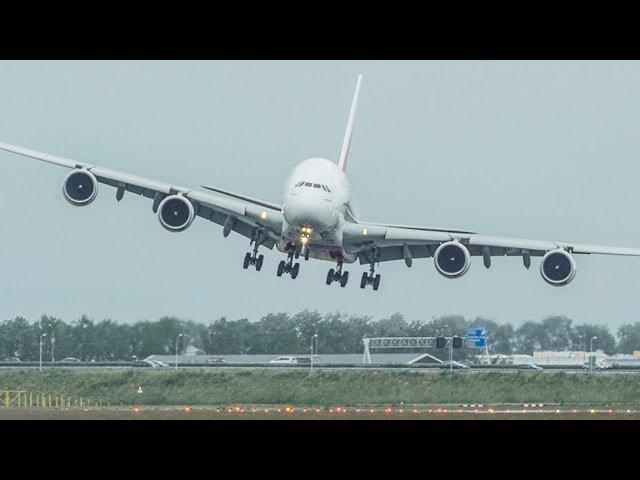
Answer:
[
  {"xmin": 269, "ymin": 356, "xmax": 311, "ymax": 364},
  {"xmin": 269, "ymin": 356, "xmax": 298, "ymax": 364}
]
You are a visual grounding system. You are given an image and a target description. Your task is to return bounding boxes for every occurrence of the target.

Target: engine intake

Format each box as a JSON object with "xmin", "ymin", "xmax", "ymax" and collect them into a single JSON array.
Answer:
[
  {"xmin": 157, "ymin": 194, "xmax": 195, "ymax": 232},
  {"xmin": 434, "ymin": 241, "xmax": 471, "ymax": 278},
  {"xmin": 540, "ymin": 249, "xmax": 576, "ymax": 286},
  {"xmin": 62, "ymin": 169, "xmax": 98, "ymax": 206}
]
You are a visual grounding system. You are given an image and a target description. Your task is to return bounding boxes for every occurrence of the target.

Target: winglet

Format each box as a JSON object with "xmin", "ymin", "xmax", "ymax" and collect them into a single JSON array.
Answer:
[{"xmin": 338, "ymin": 75, "xmax": 362, "ymax": 172}]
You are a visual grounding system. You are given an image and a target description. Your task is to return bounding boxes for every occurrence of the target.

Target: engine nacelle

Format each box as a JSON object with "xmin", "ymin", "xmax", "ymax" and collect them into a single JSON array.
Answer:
[
  {"xmin": 540, "ymin": 249, "xmax": 576, "ymax": 286},
  {"xmin": 62, "ymin": 169, "xmax": 98, "ymax": 206},
  {"xmin": 434, "ymin": 241, "xmax": 471, "ymax": 278},
  {"xmin": 157, "ymin": 194, "xmax": 195, "ymax": 232}
]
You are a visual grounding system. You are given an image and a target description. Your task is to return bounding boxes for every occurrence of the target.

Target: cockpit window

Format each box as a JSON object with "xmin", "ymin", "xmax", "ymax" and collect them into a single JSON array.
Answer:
[{"xmin": 296, "ymin": 181, "xmax": 331, "ymax": 193}]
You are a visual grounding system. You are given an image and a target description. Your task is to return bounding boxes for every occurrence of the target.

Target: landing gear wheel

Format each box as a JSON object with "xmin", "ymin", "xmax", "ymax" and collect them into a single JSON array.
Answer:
[
  {"xmin": 243, "ymin": 252, "xmax": 251, "ymax": 269},
  {"xmin": 360, "ymin": 272, "xmax": 368, "ymax": 289},
  {"xmin": 255, "ymin": 254, "xmax": 264, "ymax": 271},
  {"xmin": 304, "ymin": 249, "xmax": 310, "ymax": 261},
  {"xmin": 340, "ymin": 271, "xmax": 349, "ymax": 287},
  {"xmin": 291, "ymin": 262, "xmax": 300, "ymax": 279},
  {"xmin": 277, "ymin": 260, "xmax": 286, "ymax": 277},
  {"xmin": 373, "ymin": 274, "xmax": 381, "ymax": 291},
  {"xmin": 326, "ymin": 269, "xmax": 335, "ymax": 285}
]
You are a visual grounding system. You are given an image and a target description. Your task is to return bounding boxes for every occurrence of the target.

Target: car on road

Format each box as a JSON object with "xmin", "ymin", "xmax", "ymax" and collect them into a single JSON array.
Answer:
[
  {"xmin": 439, "ymin": 361, "xmax": 470, "ymax": 369},
  {"xmin": 204, "ymin": 357, "xmax": 225, "ymax": 364},
  {"xmin": 582, "ymin": 360, "xmax": 615, "ymax": 371},
  {"xmin": 518, "ymin": 363, "xmax": 544, "ymax": 371},
  {"xmin": 61, "ymin": 357, "xmax": 81, "ymax": 363},
  {"xmin": 269, "ymin": 356, "xmax": 312, "ymax": 365},
  {"xmin": 595, "ymin": 360, "xmax": 614, "ymax": 370},
  {"xmin": 150, "ymin": 360, "xmax": 171, "ymax": 367},
  {"xmin": 3, "ymin": 356, "xmax": 21, "ymax": 362},
  {"xmin": 133, "ymin": 360, "xmax": 160, "ymax": 368}
]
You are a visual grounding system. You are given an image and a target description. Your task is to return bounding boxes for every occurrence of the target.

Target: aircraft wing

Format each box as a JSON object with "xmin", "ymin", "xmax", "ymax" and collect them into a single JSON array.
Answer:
[
  {"xmin": 0, "ymin": 140, "xmax": 283, "ymax": 248},
  {"xmin": 342, "ymin": 221, "xmax": 640, "ymax": 265}
]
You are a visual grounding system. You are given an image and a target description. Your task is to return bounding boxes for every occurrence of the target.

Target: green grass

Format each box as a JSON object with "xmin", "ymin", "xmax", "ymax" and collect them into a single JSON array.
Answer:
[{"xmin": 1, "ymin": 368, "xmax": 639, "ymax": 406}]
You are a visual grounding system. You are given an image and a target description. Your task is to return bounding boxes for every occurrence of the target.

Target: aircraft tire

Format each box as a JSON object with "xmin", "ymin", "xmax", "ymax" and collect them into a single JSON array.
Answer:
[
  {"xmin": 326, "ymin": 269, "xmax": 334, "ymax": 285},
  {"xmin": 277, "ymin": 260, "xmax": 285, "ymax": 277}
]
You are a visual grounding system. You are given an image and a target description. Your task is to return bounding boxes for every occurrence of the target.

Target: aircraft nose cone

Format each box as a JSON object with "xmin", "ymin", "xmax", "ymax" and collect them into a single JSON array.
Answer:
[{"xmin": 284, "ymin": 199, "xmax": 337, "ymax": 230}]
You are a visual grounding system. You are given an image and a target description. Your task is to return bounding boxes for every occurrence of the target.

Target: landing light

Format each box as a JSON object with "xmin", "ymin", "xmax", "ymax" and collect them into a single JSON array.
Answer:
[
  {"xmin": 260, "ymin": 211, "xmax": 267, "ymax": 220},
  {"xmin": 362, "ymin": 228, "xmax": 368, "ymax": 236},
  {"xmin": 301, "ymin": 236, "xmax": 309, "ymax": 245}
]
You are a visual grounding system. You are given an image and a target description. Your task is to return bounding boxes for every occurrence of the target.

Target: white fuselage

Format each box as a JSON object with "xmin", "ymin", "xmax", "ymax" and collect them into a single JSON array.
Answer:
[{"xmin": 278, "ymin": 157, "xmax": 357, "ymax": 262}]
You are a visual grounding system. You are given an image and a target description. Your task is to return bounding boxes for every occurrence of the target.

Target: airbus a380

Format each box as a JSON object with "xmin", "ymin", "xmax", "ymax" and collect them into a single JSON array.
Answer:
[{"xmin": 2, "ymin": 75, "xmax": 640, "ymax": 291}]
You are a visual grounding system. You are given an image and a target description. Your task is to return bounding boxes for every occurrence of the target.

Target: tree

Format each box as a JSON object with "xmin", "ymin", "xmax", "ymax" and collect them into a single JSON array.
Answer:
[
  {"xmin": 514, "ymin": 321, "xmax": 546, "ymax": 355},
  {"xmin": 0, "ymin": 317, "xmax": 37, "ymax": 360},
  {"xmin": 573, "ymin": 324, "xmax": 616, "ymax": 355},
  {"xmin": 0, "ymin": 311, "xmax": 625, "ymax": 360},
  {"xmin": 617, "ymin": 323, "xmax": 640, "ymax": 354}
]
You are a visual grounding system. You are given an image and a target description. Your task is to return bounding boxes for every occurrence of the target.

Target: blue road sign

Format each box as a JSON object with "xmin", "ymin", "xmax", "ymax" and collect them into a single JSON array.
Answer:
[{"xmin": 467, "ymin": 328, "xmax": 486, "ymax": 348}]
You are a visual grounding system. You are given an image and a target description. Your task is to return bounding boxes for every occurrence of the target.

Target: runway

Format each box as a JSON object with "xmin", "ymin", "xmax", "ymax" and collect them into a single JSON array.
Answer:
[{"xmin": 1, "ymin": 405, "xmax": 639, "ymax": 420}]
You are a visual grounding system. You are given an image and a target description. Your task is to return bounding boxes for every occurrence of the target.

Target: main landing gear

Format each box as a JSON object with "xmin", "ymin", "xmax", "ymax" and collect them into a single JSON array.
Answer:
[
  {"xmin": 277, "ymin": 243, "xmax": 300, "ymax": 279},
  {"xmin": 243, "ymin": 229, "xmax": 265, "ymax": 271},
  {"xmin": 360, "ymin": 261, "xmax": 381, "ymax": 291},
  {"xmin": 326, "ymin": 260, "xmax": 349, "ymax": 287}
]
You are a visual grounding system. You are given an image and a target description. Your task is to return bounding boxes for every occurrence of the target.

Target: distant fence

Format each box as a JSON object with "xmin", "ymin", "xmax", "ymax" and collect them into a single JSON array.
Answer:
[{"xmin": 0, "ymin": 389, "xmax": 95, "ymax": 408}]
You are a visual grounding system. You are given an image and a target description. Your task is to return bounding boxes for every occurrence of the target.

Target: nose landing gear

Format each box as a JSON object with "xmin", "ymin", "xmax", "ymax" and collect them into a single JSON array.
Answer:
[
  {"xmin": 277, "ymin": 243, "xmax": 300, "ymax": 279},
  {"xmin": 326, "ymin": 260, "xmax": 349, "ymax": 287},
  {"xmin": 242, "ymin": 228, "xmax": 265, "ymax": 271}
]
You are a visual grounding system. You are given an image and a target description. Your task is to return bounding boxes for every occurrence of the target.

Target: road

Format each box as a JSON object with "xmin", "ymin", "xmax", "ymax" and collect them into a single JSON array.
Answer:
[{"xmin": 1, "ymin": 364, "xmax": 639, "ymax": 373}]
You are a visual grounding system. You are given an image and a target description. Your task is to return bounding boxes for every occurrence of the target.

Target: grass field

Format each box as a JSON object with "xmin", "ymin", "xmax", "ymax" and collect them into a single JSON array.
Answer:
[{"xmin": 1, "ymin": 367, "xmax": 640, "ymax": 408}]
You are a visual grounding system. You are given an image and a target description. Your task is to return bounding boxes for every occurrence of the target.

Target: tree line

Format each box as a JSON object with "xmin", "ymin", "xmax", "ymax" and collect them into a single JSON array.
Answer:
[{"xmin": 1, "ymin": 311, "xmax": 639, "ymax": 361}]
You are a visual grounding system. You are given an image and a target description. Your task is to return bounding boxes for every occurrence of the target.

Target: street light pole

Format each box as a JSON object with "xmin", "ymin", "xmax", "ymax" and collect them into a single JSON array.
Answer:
[
  {"xmin": 175, "ymin": 333, "xmax": 183, "ymax": 370},
  {"xmin": 310, "ymin": 339, "xmax": 314, "ymax": 374},
  {"xmin": 39, "ymin": 333, "xmax": 47, "ymax": 372},
  {"xmin": 49, "ymin": 324, "xmax": 55, "ymax": 367},
  {"xmin": 313, "ymin": 320, "xmax": 323, "ymax": 357},
  {"xmin": 444, "ymin": 324, "xmax": 452, "ymax": 373},
  {"xmin": 590, "ymin": 336, "xmax": 597, "ymax": 373}
]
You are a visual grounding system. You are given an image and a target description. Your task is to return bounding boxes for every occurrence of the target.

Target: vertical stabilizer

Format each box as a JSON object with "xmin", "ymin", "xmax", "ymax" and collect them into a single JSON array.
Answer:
[{"xmin": 338, "ymin": 75, "xmax": 362, "ymax": 172}]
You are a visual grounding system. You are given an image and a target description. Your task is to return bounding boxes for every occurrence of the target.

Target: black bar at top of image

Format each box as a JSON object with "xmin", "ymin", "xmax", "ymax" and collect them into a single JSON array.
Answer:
[{"xmin": 1, "ymin": 42, "xmax": 640, "ymax": 60}]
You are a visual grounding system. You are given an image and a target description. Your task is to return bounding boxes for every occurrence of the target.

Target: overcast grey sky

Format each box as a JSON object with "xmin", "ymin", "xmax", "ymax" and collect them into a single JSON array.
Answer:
[{"xmin": 0, "ymin": 60, "xmax": 639, "ymax": 328}]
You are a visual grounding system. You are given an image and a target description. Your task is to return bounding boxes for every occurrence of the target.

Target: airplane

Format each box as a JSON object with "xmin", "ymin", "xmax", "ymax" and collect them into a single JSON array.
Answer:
[{"xmin": 2, "ymin": 74, "xmax": 640, "ymax": 291}]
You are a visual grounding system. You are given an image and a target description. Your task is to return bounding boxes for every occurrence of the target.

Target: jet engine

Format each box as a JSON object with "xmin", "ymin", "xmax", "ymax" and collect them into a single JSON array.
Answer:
[
  {"xmin": 540, "ymin": 249, "xmax": 576, "ymax": 286},
  {"xmin": 434, "ymin": 241, "xmax": 471, "ymax": 278},
  {"xmin": 157, "ymin": 194, "xmax": 195, "ymax": 232},
  {"xmin": 62, "ymin": 169, "xmax": 98, "ymax": 206}
]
